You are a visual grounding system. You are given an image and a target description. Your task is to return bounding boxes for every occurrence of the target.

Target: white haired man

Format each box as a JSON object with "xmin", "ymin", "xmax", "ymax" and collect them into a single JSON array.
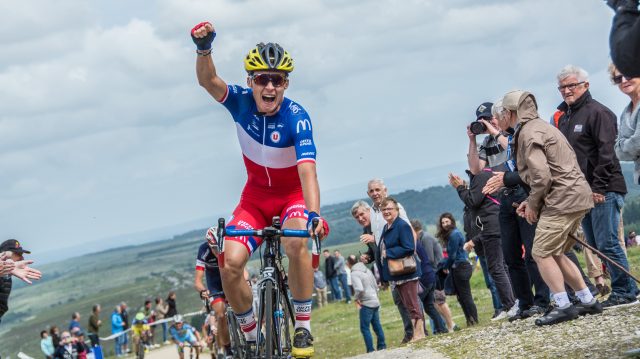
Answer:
[{"xmin": 554, "ymin": 65, "xmax": 638, "ymax": 308}]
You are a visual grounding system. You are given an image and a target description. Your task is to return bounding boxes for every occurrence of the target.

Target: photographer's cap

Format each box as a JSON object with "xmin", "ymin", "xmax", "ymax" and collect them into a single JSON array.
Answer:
[
  {"xmin": 0, "ymin": 239, "xmax": 31, "ymax": 254},
  {"xmin": 475, "ymin": 102, "xmax": 493, "ymax": 120}
]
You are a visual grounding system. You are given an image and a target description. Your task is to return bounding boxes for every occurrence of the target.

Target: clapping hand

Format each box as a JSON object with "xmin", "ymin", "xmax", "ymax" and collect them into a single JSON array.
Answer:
[{"xmin": 11, "ymin": 260, "xmax": 42, "ymax": 284}]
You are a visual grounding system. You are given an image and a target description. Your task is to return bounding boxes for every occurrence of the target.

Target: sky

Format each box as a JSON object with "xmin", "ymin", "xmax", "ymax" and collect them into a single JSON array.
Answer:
[{"xmin": 0, "ymin": 0, "xmax": 630, "ymax": 260}]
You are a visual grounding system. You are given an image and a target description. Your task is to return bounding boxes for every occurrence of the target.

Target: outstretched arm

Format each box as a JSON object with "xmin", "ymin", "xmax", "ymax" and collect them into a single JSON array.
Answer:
[{"xmin": 192, "ymin": 22, "xmax": 228, "ymax": 102}]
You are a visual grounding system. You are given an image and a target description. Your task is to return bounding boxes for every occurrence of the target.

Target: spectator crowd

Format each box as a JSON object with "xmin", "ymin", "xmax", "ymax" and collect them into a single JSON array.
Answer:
[{"xmin": 38, "ymin": 292, "xmax": 178, "ymax": 359}]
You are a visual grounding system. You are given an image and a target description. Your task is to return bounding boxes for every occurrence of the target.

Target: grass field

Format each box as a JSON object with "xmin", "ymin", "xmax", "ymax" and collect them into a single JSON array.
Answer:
[{"xmin": 311, "ymin": 246, "xmax": 640, "ymax": 358}]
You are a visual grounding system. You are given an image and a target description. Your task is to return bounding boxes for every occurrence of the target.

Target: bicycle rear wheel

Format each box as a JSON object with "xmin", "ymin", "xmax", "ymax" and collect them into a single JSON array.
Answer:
[{"xmin": 227, "ymin": 309, "xmax": 245, "ymax": 359}]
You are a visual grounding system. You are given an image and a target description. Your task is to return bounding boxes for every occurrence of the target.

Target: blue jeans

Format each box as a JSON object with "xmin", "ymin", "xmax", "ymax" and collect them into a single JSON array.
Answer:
[
  {"xmin": 419, "ymin": 282, "xmax": 447, "ymax": 334},
  {"xmin": 161, "ymin": 322, "xmax": 168, "ymax": 342},
  {"xmin": 582, "ymin": 192, "xmax": 638, "ymax": 299},
  {"xmin": 328, "ymin": 276, "xmax": 342, "ymax": 300},
  {"xmin": 114, "ymin": 333, "xmax": 125, "ymax": 356},
  {"xmin": 478, "ymin": 255, "xmax": 502, "ymax": 311},
  {"xmin": 338, "ymin": 273, "xmax": 351, "ymax": 301},
  {"xmin": 359, "ymin": 305, "xmax": 386, "ymax": 352}
]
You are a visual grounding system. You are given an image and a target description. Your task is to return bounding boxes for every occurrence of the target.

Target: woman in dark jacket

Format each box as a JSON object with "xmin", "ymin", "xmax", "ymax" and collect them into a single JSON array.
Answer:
[
  {"xmin": 377, "ymin": 197, "xmax": 425, "ymax": 342},
  {"xmin": 437, "ymin": 212, "xmax": 478, "ymax": 326},
  {"xmin": 166, "ymin": 291, "xmax": 178, "ymax": 318}
]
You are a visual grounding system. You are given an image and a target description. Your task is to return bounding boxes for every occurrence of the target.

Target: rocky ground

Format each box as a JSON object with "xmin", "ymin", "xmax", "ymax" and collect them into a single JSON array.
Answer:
[{"xmin": 349, "ymin": 304, "xmax": 640, "ymax": 359}]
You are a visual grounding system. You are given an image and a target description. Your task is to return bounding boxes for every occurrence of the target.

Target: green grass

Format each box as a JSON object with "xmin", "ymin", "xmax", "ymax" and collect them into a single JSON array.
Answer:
[{"xmin": 310, "ymin": 246, "xmax": 640, "ymax": 358}]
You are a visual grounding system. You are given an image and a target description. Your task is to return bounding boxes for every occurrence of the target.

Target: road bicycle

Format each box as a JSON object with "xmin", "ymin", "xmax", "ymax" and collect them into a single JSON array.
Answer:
[{"xmin": 217, "ymin": 216, "xmax": 320, "ymax": 359}]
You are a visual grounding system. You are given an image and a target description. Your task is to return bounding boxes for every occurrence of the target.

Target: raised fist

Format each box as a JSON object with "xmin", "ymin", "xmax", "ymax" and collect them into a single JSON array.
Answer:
[{"xmin": 191, "ymin": 22, "xmax": 216, "ymax": 51}]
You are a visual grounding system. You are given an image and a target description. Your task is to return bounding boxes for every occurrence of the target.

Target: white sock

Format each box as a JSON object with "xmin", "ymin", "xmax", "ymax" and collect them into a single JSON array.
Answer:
[
  {"xmin": 293, "ymin": 299, "xmax": 312, "ymax": 332},
  {"xmin": 575, "ymin": 287, "xmax": 594, "ymax": 304},
  {"xmin": 235, "ymin": 307, "xmax": 258, "ymax": 342},
  {"xmin": 553, "ymin": 292, "xmax": 571, "ymax": 309}
]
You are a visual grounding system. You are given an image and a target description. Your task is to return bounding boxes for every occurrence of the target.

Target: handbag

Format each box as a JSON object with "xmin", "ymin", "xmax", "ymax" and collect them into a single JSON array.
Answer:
[
  {"xmin": 387, "ymin": 255, "xmax": 417, "ymax": 276},
  {"xmin": 444, "ymin": 272, "xmax": 456, "ymax": 296}
]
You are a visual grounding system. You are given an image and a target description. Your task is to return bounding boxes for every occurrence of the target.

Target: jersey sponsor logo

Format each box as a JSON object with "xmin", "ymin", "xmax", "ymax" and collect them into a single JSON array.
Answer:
[
  {"xmin": 267, "ymin": 123, "xmax": 276, "ymax": 130},
  {"xmin": 286, "ymin": 203, "xmax": 305, "ymax": 211},
  {"xmin": 296, "ymin": 119, "xmax": 312, "ymax": 133},
  {"xmin": 289, "ymin": 102, "xmax": 301, "ymax": 114},
  {"xmin": 301, "ymin": 151, "xmax": 315, "ymax": 156},
  {"xmin": 277, "ymin": 122, "xmax": 285, "ymax": 128},
  {"xmin": 270, "ymin": 131, "xmax": 281, "ymax": 143},
  {"xmin": 299, "ymin": 139, "xmax": 312, "ymax": 146},
  {"xmin": 231, "ymin": 85, "xmax": 239, "ymax": 94},
  {"xmin": 238, "ymin": 220, "xmax": 253, "ymax": 229},
  {"xmin": 288, "ymin": 211, "xmax": 303, "ymax": 218}
]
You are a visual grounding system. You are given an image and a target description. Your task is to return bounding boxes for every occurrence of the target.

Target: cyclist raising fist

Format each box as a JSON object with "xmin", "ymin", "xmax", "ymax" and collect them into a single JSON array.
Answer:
[{"xmin": 191, "ymin": 20, "xmax": 329, "ymax": 357}]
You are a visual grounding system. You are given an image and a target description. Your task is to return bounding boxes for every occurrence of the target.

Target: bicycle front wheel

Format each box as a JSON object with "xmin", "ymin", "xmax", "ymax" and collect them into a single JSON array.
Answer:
[{"xmin": 262, "ymin": 280, "xmax": 275, "ymax": 359}]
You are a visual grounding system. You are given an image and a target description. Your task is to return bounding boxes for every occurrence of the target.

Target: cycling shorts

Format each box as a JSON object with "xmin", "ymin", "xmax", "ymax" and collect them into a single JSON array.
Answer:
[
  {"xmin": 226, "ymin": 185, "xmax": 308, "ymax": 254},
  {"xmin": 207, "ymin": 292, "xmax": 225, "ymax": 307}
]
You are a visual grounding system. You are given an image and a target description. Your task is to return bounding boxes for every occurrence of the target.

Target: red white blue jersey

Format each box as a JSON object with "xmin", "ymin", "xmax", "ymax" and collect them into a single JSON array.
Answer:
[
  {"xmin": 195, "ymin": 242, "xmax": 223, "ymax": 293},
  {"xmin": 218, "ymin": 85, "xmax": 317, "ymax": 189}
]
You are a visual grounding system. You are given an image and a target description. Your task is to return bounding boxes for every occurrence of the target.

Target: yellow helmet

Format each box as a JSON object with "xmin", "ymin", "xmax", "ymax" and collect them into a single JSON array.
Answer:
[{"xmin": 244, "ymin": 42, "xmax": 294, "ymax": 73}]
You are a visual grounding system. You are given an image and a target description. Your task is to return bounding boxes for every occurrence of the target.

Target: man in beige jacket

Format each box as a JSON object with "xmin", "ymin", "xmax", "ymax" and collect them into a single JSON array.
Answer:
[{"xmin": 495, "ymin": 90, "xmax": 603, "ymax": 326}]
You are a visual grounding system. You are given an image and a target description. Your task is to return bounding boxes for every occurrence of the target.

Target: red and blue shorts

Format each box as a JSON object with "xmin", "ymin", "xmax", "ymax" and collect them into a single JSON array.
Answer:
[{"xmin": 225, "ymin": 185, "xmax": 308, "ymax": 254}]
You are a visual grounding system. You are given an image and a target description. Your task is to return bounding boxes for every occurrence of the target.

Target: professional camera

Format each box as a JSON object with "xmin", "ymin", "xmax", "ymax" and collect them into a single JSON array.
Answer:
[
  {"xmin": 470, "ymin": 102, "xmax": 493, "ymax": 135},
  {"xmin": 469, "ymin": 120, "xmax": 487, "ymax": 135}
]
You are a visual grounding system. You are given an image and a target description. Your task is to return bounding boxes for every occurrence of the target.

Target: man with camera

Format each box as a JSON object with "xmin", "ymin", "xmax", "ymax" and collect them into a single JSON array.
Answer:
[{"xmin": 467, "ymin": 102, "xmax": 509, "ymax": 174}]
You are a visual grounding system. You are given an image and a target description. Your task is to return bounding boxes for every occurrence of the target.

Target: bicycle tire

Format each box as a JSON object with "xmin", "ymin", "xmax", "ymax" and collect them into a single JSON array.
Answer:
[
  {"xmin": 281, "ymin": 290, "xmax": 295, "ymax": 354},
  {"xmin": 137, "ymin": 340, "xmax": 145, "ymax": 359},
  {"xmin": 227, "ymin": 310, "xmax": 245, "ymax": 359},
  {"xmin": 263, "ymin": 280, "xmax": 275, "ymax": 359}
]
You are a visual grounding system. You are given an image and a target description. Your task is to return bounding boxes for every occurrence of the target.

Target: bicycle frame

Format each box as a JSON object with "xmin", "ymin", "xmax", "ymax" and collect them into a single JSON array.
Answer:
[{"xmin": 218, "ymin": 216, "xmax": 319, "ymax": 359}]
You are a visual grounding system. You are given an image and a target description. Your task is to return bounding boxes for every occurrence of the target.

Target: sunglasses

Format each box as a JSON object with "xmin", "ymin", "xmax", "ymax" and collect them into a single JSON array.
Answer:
[
  {"xmin": 612, "ymin": 75, "xmax": 626, "ymax": 85},
  {"xmin": 252, "ymin": 73, "xmax": 287, "ymax": 87}
]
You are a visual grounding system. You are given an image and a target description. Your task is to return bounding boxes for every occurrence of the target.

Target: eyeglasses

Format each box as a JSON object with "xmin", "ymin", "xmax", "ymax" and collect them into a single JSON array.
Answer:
[
  {"xmin": 381, "ymin": 207, "xmax": 397, "ymax": 212},
  {"xmin": 557, "ymin": 82, "xmax": 585, "ymax": 92},
  {"xmin": 252, "ymin": 73, "xmax": 286, "ymax": 87},
  {"xmin": 612, "ymin": 74, "xmax": 627, "ymax": 85},
  {"xmin": 61, "ymin": 336, "xmax": 71, "ymax": 340}
]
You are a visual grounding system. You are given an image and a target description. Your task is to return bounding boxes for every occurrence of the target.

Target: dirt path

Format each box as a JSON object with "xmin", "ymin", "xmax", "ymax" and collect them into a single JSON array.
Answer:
[{"xmin": 345, "ymin": 345, "xmax": 448, "ymax": 359}]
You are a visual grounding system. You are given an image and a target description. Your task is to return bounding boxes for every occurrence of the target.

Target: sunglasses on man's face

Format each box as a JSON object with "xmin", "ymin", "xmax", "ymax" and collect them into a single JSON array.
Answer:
[{"xmin": 252, "ymin": 73, "xmax": 287, "ymax": 87}]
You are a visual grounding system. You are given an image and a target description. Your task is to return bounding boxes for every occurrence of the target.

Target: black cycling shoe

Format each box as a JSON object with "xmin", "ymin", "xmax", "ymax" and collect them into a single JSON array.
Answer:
[
  {"xmin": 534, "ymin": 305, "xmax": 579, "ymax": 326},
  {"xmin": 291, "ymin": 327, "xmax": 314, "ymax": 358},
  {"xmin": 574, "ymin": 299, "xmax": 604, "ymax": 316}
]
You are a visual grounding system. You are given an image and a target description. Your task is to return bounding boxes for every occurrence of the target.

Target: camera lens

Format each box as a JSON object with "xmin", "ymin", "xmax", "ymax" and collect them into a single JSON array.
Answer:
[{"xmin": 469, "ymin": 121, "xmax": 487, "ymax": 135}]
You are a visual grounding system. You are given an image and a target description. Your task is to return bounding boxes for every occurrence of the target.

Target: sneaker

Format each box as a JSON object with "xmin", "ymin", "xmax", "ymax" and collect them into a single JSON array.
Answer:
[
  {"xmin": 491, "ymin": 311, "xmax": 508, "ymax": 321},
  {"xmin": 506, "ymin": 300, "xmax": 520, "ymax": 318},
  {"xmin": 508, "ymin": 308, "xmax": 532, "ymax": 322},
  {"xmin": 596, "ymin": 283, "xmax": 611, "ymax": 297},
  {"xmin": 452, "ymin": 324, "xmax": 461, "ymax": 332},
  {"xmin": 291, "ymin": 327, "xmax": 314, "ymax": 358},
  {"xmin": 574, "ymin": 299, "xmax": 604, "ymax": 316},
  {"xmin": 602, "ymin": 293, "xmax": 640, "ymax": 310},
  {"xmin": 524, "ymin": 305, "xmax": 546, "ymax": 316},
  {"xmin": 534, "ymin": 305, "xmax": 579, "ymax": 326}
]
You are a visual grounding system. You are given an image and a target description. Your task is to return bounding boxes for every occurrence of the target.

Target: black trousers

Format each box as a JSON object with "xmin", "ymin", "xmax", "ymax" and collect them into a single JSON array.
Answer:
[
  {"xmin": 500, "ymin": 186, "xmax": 549, "ymax": 309},
  {"xmin": 452, "ymin": 261, "xmax": 478, "ymax": 325},
  {"xmin": 477, "ymin": 233, "xmax": 516, "ymax": 310},
  {"xmin": 610, "ymin": 7, "xmax": 640, "ymax": 78}
]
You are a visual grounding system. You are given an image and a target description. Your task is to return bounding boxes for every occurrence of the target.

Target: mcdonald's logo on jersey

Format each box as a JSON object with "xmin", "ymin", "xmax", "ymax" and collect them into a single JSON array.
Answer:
[{"xmin": 296, "ymin": 119, "xmax": 312, "ymax": 133}]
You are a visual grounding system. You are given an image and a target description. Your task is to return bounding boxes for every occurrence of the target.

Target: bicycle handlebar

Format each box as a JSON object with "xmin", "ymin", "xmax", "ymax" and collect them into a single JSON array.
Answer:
[{"xmin": 224, "ymin": 228, "xmax": 310, "ymax": 237}]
